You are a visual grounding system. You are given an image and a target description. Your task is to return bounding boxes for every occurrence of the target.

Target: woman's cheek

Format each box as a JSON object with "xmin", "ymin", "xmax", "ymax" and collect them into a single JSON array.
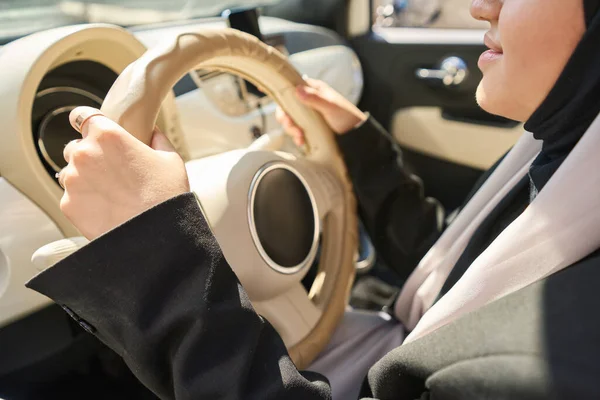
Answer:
[
  {"xmin": 482, "ymin": 3, "xmax": 553, "ymax": 120},
  {"xmin": 497, "ymin": 9, "xmax": 537, "ymax": 113},
  {"xmin": 500, "ymin": 0, "xmax": 585, "ymax": 117},
  {"xmin": 476, "ymin": 0, "xmax": 585, "ymax": 121}
]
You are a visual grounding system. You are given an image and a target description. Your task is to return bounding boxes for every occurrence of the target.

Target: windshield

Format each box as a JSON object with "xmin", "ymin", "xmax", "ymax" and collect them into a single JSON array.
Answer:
[{"xmin": 0, "ymin": 0, "xmax": 280, "ymax": 40}]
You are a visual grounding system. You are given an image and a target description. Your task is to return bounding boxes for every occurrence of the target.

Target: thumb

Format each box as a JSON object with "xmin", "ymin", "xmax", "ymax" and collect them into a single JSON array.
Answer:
[
  {"xmin": 296, "ymin": 86, "xmax": 334, "ymax": 114},
  {"xmin": 150, "ymin": 128, "xmax": 176, "ymax": 152}
]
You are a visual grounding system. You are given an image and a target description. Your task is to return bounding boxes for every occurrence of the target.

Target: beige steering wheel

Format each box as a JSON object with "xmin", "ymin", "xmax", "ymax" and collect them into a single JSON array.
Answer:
[{"xmin": 34, "ymin": 28, "xmax": 358, "ymax": 369}]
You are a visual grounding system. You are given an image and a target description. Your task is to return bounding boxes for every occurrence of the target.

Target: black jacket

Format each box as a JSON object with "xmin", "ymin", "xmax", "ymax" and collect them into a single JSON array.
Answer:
[{"xmin": 27, "ymin": 118, "xmax": 600, "ymax": 399}]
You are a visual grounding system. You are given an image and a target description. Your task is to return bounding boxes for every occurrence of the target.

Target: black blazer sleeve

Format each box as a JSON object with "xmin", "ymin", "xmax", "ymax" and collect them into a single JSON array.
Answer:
[
  {"xmin": 336, "ymin": 116, "xmax": 444, "ymax": 280},
  {"xmin": 24, "ymin": 192, "xmax": 594, "ymax": 400},
  {"xmin": 26, "ymin": 193, "xmax": 332, "ymax": 400}
]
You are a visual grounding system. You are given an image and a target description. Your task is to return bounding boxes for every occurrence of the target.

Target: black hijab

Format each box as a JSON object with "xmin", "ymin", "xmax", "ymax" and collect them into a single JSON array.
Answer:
[{"xmin": 524, "ymin": 0, "xmax": 600, "ymax": 197}]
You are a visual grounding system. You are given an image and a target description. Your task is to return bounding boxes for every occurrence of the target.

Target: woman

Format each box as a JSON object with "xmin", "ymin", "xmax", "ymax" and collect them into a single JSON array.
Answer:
[{"xmin": 27, "ymin": 0, "xmax": 600, "ymax": 399}]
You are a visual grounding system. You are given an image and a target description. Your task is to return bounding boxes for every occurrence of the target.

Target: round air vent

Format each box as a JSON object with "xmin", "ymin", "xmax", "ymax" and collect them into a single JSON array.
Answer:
[{"xmin": 32, "ymin": 60, "xmax": 118, "ymax": 178}]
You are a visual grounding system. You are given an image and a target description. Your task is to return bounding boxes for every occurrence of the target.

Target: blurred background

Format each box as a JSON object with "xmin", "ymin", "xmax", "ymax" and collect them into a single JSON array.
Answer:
[
  {"xmin": 373, "ymin": 0, "xmax": 486, "ymax": 28},
  {"xmin": 0, "ymin": 0, "xmax": 487, "ymax": 43}
]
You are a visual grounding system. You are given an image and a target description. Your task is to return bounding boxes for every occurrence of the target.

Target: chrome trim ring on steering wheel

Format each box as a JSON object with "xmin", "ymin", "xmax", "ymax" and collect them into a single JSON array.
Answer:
[{"xmin": 248, "ymin": 162, "xmax": 321, "ymax": 275}]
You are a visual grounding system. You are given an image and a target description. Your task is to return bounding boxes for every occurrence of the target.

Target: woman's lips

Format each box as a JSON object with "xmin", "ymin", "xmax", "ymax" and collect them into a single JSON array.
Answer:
[
  {"xmin": 479, "ymin": 34, "xmax": 503, "ymax": 68},
  {"xmin": 478, "ymin": 49, "xmax": 503, "ymax": 68}
]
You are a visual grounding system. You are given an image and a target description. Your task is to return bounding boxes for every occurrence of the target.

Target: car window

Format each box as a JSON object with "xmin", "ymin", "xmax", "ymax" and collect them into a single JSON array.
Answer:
[
  {"xmin": 0, "ymin": 0, "xmax": 281, "ymax": 40},
  {"xmin": 373, "ymin": 0, "xmax": 488, "ymax": 29}
]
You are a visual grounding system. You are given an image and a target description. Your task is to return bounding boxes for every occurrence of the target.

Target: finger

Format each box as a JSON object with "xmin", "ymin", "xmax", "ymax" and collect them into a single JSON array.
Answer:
[
  {"xmin": 280, "ymin": 113, "xmax": 295, "ymax": 130},
  {"xmin": 150, "ymin": 127, "xmax": 176, "ymax": 152},
  {"xmin": 63, "ymin": 139, "xmax": 82, "ymax": 163},
  {"xmin": 276, "ymin": 110, "xmax": 305, "ymax": 143},
  {"xmin": 289, "ymin": 126, "xmax": 305, "ymax": 146},
  {"xmin": 275, "ymin": 105, "xmax": 306, "ymax": 145},
  {"xmin": 296, "ymin": 85, "xmax": 334, "ymax": 113},
  {"xmin": 72, "ymin": 111, "xmax": 140, "ymax": 148},
  {"xmin": 275, "ymin": 106, "xmax": 288, "ymax": 124},
  {"xmin": 275, "ymin": 107, "xmax": 300, "ymax": 130},
  {"xmin": 55, "ymin": 169, "xmax": 66, "ymax": 190},
  {"xmin": 69, "ymin": 107, "xmax": 104, "ymax": 138},
  {"xmin": 304, "ymin": 78, "xmax": 327, "ymax": 89},
  {"xmin": 276, "ymin": 109, "xmax": 295, "ymax": 130},
  {"xmin": 275, "ymin": 106, "xmax": 286, "ymax": 124}
]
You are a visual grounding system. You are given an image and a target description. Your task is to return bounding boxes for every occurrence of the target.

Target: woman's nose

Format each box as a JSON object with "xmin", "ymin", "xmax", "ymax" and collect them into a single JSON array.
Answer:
[{"xmin": 470, "ymin": 0, "xmax": 501, "ymax": 23}]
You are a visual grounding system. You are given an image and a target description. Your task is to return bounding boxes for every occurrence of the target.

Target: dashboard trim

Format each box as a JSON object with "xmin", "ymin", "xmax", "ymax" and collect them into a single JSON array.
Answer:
[
  {"xmin": 37, "ymin": 105, "xmax": 77, "ymax": 173},
  {"xmin": 36, "ymin": 86, "xmax": 104, "ymax": 105}
]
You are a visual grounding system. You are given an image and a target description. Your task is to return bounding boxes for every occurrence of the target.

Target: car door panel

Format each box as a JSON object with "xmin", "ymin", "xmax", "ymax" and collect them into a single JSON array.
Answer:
[{"xmin": 392, "ymin": 107, "xmax": 523, "ymax": 171}]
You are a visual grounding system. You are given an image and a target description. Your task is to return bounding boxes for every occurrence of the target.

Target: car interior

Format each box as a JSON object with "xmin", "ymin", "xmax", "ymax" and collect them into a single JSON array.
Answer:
[{"xmin": 0, "ymin": 0, "xmax": 524, "ymax": 398}]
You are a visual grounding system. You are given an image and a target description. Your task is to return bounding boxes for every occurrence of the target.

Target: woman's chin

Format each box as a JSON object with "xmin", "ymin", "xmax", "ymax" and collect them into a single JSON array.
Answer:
[
  {"xmin": 475, "ymin": 78, "xmax": 516, "ymax": 119},
  {"xmin": 475, "ymin": 83, "xmax": 494, "ymax": 114},
  {"xmin": 475, "ymin": 68, "xmax": 510, "ymax": 116},
  {"xmin": 475, "ymin": 80, "xmax": 525, "ymax": 122}
]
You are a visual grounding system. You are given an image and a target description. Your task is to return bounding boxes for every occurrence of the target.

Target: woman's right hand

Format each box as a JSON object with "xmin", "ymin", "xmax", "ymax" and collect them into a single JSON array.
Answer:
[
  {"xmin": 59, "ymin": 107, "xmax": 190, "ymax": 240},
  {"xmin": 276, "ymin": 78, "xmax": 367, "ymax": 146}
]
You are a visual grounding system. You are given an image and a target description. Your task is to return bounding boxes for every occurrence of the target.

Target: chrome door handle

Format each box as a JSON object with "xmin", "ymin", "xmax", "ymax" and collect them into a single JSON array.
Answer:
[{"xmin": 416, "ymin": 56, "xmax": 469, "ymax": 87}]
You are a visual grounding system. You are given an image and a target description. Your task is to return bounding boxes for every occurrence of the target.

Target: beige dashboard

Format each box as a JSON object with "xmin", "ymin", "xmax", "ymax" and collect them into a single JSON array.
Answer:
[{"xmin": 0, "ymin": 18, "xmax": 363, "ymax": 327}]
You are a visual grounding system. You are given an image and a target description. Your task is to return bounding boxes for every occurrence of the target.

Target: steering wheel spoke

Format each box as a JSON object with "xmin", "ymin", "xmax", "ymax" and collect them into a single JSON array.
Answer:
[
  {"xmin": 248, "ymin": 128, "xmax": 286, "ymax": 151},
  {"xmin": 294, "ymin": 161, "xmax": 347, "ymax": 220},
  {"xmin": 253, "ymin": 284, "xmax": 322, "ymax": 348}
]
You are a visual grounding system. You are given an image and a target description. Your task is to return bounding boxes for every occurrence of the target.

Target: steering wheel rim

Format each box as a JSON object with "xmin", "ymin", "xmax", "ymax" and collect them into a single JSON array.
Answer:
[{"xmin": 98, "ymin": 28, "xmax": 358, "ymax": 369}]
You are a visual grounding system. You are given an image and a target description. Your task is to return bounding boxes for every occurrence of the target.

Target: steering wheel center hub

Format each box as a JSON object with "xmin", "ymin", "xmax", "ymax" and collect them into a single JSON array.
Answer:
[{"xmin": 250, "ymin": 163, "xmax": 320, "ymax": 275}]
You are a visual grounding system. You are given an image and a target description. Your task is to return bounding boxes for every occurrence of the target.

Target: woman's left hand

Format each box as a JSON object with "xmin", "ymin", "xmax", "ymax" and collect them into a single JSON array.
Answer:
[{"xmin": 59, "ymin": 106, "xmax": 190, "ymax": 240}]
